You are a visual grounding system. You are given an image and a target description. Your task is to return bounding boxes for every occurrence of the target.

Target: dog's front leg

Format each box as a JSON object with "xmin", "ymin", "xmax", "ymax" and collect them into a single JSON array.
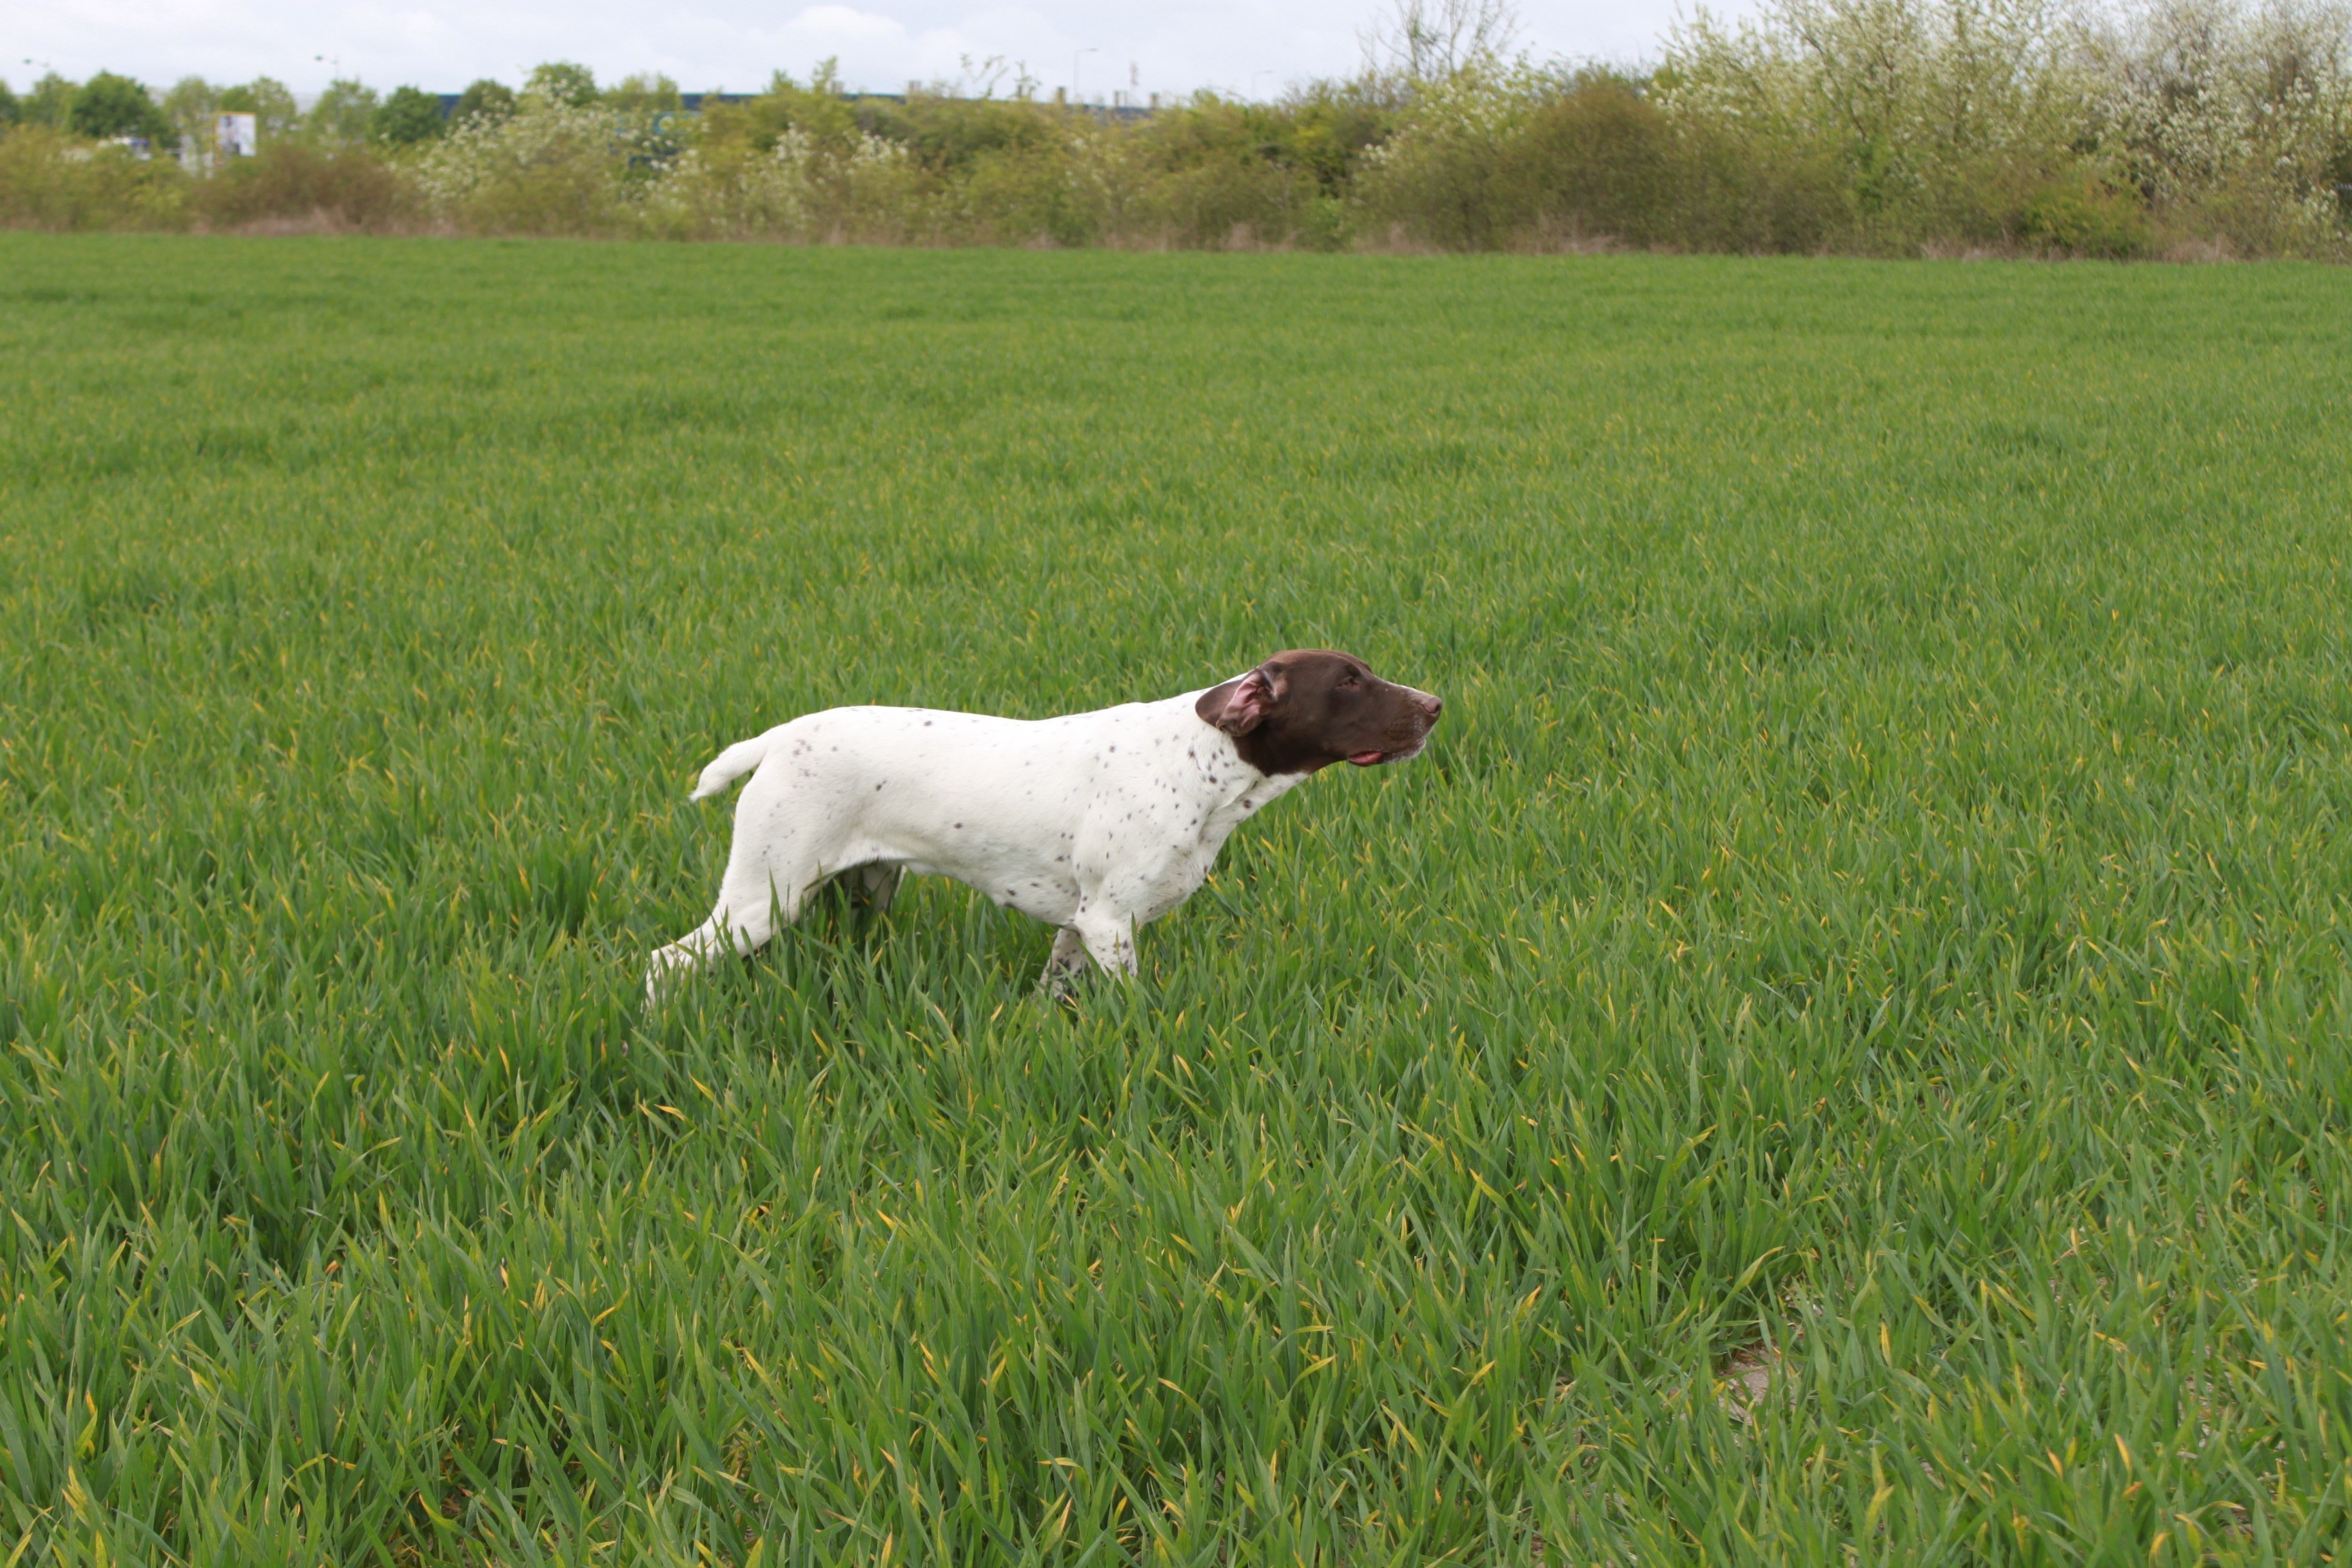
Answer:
[
  {"xmin": 1039, "ymin": 927, "xmax": 1090, "ymax": 995},
  {"xmin": 1072, "ymin": 908, "xmax": 1139, "ymax": 979}
]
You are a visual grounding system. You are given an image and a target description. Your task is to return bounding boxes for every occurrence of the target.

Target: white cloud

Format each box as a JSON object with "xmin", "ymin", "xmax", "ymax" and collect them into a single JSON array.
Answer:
[
  {"xmin": 12, "ymin": 0, "xmax": 1743, "ymax": 99},
  {"xmin": 787, "ymin": 5, "xmax": 909, "ymax": 42}
]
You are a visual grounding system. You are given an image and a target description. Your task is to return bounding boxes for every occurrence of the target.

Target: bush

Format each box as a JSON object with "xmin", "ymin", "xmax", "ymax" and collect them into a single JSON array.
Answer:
[
  {"xmin": 957, "ymin": 137, "xmax": 1100, "ymax": 244},
  {"xmin": 643, "ymin": 127, "xmax": 927, "ymax": 243},
  {"xmin": 193, "ymin": 142, "xmax": 405, "ymax": 230},
  {"xmin": 4, "ymin": 0, "xmax": 2345, "ymax": 256},
  {"xmin": 1656, "ymin": 0, "xmax": 2350, "ymax": 258},
  {"xmin": 1115, "ymin": 96, "xmax": 1330, "ymax": 248},
  {"xmin": 1500, "ymin": 73, "xmax": 1677, "ymax": 246},
  {"xmin": 662, "ymin": 67, "xmax": 969, "ymax": 242},
  {"xmin": 1356, "ymin": 65, "xmax": 1548, "ymax": 248},
  {"xmin": 0, "ymin": 127, "xmax": 189, "ymax": 229},
  {"xmin": 2021, "ymin": 177, "xmax": 2151, "ymax": 257},
  {"xmin": 410, "ymin": 97, "xmax": 623, "ymax": 235},
  {"xmin": 849, "ymin": 89, "xmax": 1055, "ymax": 178}
]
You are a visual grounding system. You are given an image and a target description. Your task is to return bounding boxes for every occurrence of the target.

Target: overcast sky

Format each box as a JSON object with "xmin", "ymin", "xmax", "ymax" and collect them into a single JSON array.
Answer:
[{"xmin": 9, "ymin": 0, "xmax": 1740, "ymax": 102}]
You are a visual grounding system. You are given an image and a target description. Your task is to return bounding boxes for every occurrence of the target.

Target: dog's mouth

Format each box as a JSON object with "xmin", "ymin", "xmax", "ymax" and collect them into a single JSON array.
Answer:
[{"xmin": 1348, "ymin": 740, "xmax": 1427, "ymax": 767}]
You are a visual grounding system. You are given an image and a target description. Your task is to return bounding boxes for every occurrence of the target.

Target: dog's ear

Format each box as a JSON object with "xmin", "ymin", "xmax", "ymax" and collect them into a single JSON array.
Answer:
[{"xmin": 1197, "ymin": 666, "xmax": 1282, "ymax": 735}]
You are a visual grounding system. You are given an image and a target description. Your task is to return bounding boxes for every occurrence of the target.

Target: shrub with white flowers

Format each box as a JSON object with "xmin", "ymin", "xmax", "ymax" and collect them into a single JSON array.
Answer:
[
  {"xmin": 408, "ymin": 94, "xmax": 644, "ymax": 233},
  {"xmin": 639, "ymin": 125, "xmax": 917, "ymax": 241}
]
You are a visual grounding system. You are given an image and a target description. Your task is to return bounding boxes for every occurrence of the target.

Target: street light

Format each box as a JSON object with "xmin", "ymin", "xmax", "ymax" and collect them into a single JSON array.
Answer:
[{"xmin": 1072, "ymin": 46, "xmax": 1098, "ymax": 105}]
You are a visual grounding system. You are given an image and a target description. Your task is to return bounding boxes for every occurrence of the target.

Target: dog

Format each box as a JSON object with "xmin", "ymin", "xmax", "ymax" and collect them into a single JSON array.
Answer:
[{"xmin": 647, "ymin": 649, "xmax": 1441, "ymax": 998}]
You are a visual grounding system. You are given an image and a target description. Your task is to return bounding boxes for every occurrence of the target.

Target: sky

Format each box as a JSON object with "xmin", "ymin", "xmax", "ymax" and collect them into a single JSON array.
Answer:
[{"xmin": 7, "ymin": 0, "xmax": 1738, "ymax": 103}]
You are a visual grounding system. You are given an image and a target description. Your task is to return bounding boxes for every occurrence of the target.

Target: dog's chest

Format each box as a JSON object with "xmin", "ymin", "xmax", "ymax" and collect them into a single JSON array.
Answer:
[{"xmin": 1077, "ymin": 716, "xmax": 1300, "ymax": 911}]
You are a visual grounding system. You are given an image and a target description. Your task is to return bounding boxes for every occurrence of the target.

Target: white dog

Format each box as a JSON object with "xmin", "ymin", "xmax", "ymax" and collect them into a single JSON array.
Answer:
[{"xmin": 649, "ymin": 649, "xmax": 1442, "ymax": 996}]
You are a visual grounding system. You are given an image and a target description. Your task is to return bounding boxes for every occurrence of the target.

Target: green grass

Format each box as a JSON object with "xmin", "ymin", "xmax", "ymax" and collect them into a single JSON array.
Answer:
[{"xmin": 4, "ymin": 234, "xmax": 2351, "ymax": 1565}]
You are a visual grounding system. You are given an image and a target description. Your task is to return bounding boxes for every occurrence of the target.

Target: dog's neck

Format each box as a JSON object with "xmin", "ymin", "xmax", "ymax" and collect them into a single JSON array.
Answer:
[{"xmin": 1176, "ymin": 709, "xmax": 1307, "ymax": 819}]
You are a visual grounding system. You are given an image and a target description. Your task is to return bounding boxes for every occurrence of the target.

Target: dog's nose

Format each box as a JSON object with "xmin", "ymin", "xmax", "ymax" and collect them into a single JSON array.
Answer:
[{"xmin": 1422, "ymin": 693, "xmax": 1443, "ymax": 721}]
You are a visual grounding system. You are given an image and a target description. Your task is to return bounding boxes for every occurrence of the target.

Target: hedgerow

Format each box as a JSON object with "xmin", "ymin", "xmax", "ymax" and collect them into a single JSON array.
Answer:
[{"xmin": 4, "ymin": 0, "xmax": 2348, "ymax": 256}]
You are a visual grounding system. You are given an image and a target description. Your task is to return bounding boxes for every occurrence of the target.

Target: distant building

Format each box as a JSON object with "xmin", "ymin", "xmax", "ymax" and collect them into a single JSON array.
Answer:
[{"xmin": 429, "ymin": 91, "xmax": 761, "ymax": 118}]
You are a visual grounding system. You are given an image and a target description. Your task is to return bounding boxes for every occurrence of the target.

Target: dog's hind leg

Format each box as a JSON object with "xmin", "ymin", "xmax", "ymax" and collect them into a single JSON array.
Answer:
[
  {"xmin": 646, "ymin": 886, "xmax": 786, "ymax": 1002},
  {"xmin": 646, "ymin": 836, "xmax": 826, "ymax": 1002},
  {"xmin": 853, "ymin": 863, "xmax": 904, "ymax": 916}
]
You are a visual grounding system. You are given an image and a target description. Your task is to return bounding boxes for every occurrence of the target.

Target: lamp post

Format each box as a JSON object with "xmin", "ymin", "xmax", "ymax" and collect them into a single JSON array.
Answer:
[
  {"xmin": 22, "ymin": 57, "xmax": 52, "ymax": 126},
  {"xmin": 1072, "ymin": 46, "xmax": 1098, "ymax": 106}
]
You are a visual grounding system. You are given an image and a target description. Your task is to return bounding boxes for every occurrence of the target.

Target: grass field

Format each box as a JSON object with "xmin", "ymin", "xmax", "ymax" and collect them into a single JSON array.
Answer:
[{"xmin": 5, "ymin": 235, "xmax": 2352, "ymax": 1565}]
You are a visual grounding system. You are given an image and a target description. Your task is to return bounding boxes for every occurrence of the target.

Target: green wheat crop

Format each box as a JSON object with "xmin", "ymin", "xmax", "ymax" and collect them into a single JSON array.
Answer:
[{"xmin": 4, "ymin": 234, "xmax": 2351, "ymax": 1564}]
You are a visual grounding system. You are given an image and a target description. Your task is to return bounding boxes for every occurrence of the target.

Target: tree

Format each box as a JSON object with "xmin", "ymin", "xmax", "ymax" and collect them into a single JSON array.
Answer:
[
  {"xmin": 374, "ymin": 85, "xmax": 445, "ymax": 146},
  {"xmin": 452, "ymin": 79, "xmax": 517, "ymax": 127},
  {"xmin": 1360, "ymin": 0, "xmax": 1521, "ymax": 84},
  {"xmin": 527, "ymin": 62, "xmax": 599, "ymax": 107},
  {"xmin": 25, "ymin": 74, "xmax": 76, "ymax": 130},
  {"xmin": 306, "ymin": 78, "xmax": 380, "ymax": 146},
  {"xmin": 220, "ymin": 78, "xmax": 300, "ymax": 141},
  {"xmin": 161, "ymin": 76, "xmax": 218, "ymax": 157},
  {"xmin": 604, "ymin": 73, "xmax": 682, "ymax": 114},
  {"xmin": 0, "ymin": 80, "xmax": 19, "ymax": 128},
  {"xmin": 70, "ymin": 71, "xmax": 175, "ymax": 147}
]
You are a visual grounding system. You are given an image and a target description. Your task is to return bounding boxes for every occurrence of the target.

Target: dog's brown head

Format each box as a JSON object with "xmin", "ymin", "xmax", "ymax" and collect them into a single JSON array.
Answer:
[{"xmin": 1195, "ymin": 650, "xmax": 1443, "ymax": 777}]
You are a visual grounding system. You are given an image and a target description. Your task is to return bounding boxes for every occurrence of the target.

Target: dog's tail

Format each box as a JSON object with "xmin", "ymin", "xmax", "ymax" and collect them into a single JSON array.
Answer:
[{"xmin": 691, "ymin": 734, "xmax": 772, "ymax": 800}]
